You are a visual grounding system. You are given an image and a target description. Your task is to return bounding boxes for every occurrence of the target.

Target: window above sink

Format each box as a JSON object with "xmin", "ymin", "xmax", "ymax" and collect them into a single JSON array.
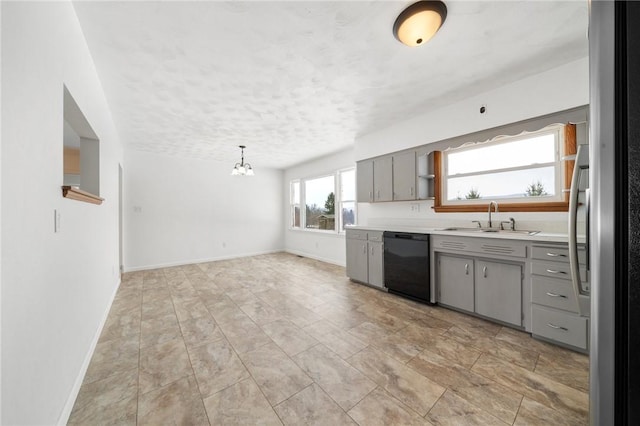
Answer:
[{"xmin": 434, "ymin": 123, "xmax": 581, "ymax": 213}]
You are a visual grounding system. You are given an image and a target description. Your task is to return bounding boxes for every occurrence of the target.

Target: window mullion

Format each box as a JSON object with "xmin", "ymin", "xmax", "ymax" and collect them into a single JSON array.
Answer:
[{"xmin": 447, "ymin": 162, "xmax": 557, "ymax": 179}]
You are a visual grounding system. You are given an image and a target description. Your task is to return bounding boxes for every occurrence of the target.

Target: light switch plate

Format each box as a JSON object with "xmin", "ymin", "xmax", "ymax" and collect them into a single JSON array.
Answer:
[{"xmin": 54, "ymin": 209, "xmax": 61, "ymax": 232}]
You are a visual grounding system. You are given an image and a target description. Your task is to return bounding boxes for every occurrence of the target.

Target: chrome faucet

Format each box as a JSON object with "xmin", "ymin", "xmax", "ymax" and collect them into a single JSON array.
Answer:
[{"xmin": 488, "ymin": 201, "xmax": 499, "ymax": 228}]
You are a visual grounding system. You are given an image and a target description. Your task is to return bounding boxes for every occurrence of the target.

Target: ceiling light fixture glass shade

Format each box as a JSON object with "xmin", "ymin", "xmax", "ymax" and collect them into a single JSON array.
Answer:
[
  {"xmin": 231, "ymin": 145, "xmax": 254, "ymax": 176},
  {"xmin": 393, "ymin": 1, "xmax": 447, "ymax": 47}
]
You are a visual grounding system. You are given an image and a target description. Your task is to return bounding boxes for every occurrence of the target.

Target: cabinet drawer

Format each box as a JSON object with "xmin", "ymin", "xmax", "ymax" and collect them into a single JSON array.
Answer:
[
  {"xmin": 532, "ymin": 246, "xmax": 586, "ymax": 264},
  {"xmin": 531, "ymin": 276, "xmax": 579, "ymax": 313},
  {"xmin": 368, "ymin": 231, "xmax": 384, "ymax": 242},
  {"xmin": 531, "ymin": 261, "xmax": 572, "ymax": 280},
  {"xmin": 532, "ymin": 305, "xmax": 588, "ymax": 350},
  {"xmin": 346, "ymin": 230, "xmax": 367, "ymax": 241}
]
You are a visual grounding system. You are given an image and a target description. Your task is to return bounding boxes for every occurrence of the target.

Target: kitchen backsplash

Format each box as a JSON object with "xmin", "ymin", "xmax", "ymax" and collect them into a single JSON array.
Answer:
[{"xmin": 358, "ymin": 199, "xmax": 573, "ymax": 234}]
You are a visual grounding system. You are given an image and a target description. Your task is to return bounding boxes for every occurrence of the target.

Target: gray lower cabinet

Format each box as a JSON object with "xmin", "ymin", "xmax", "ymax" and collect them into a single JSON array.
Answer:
[
  {"xmin": 346, "ymin": 229, "xmax": 385, "ymax": 289},
  {"xmin": 346, "ymin": 234, "xmax": 368, "ymax": 283},
  {"xmin": 368, "ymin": 241, "xmax": 384, "ymax": 288},
  {"xmin": 437, "ymin": 254, "xmax": 475, "ymax": 312},
  {"xmin": 475, "ymin": 260, "xmax": 522, "ymax": 326}
]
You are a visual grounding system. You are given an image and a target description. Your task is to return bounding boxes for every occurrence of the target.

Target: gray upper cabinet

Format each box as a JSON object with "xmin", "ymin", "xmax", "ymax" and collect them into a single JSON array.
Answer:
[
  {"xmin": 438, "ymin": 254, "xmax": 475, "ymax": 312},
  {"xmin": 373, "ymin": 156, "xmax": 393, "ymax": 202},
  {"xmin": 356, "ymin": 160, "xmax": 374, "ymax": 203},
  {"xmin": 475, "ymin": 260, "xmax": 522, "ymax": 326},
  {"xmin": 392, "ymin": 151, "xmax": 416, "ymax": 201}
]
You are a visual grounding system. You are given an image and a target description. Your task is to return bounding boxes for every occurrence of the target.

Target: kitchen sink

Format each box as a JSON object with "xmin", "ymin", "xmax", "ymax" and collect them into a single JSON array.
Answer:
[{"xmin": 440, "ymin": 227, "xmax": 540, "ymax": 235}]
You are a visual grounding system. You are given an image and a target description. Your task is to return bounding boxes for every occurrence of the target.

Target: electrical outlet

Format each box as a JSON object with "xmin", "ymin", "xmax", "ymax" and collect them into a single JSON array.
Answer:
[
  {"xmin": 410, "ymin": 203, "xmax": 420, "ymax": 212},
  {"xmin": 133, "ymin": 206, "xmax": 142, "ymax": 213}
]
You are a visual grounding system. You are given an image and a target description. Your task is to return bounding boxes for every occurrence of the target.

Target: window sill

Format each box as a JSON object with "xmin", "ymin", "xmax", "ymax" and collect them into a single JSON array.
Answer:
[
  {"xmin": 62, "ymin": 186, "xmax": 104, "ymax": 205},
  {"xmin": 434, "ymin": 201, "xmax": 568, "ymax": 213},
  {"xmin": 288, "ymin": 227, "xmax": 346, "ymax": 237}
]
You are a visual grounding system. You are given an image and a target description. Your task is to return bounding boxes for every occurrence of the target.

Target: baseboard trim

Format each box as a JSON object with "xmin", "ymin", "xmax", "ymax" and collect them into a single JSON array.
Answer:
[
  {"xmin": 123, "ymin": 249, "xmax": 285, "ymax": 272},
  {"xmin": 283, "ymin": 249, "xmax": 346, "ymax": 267},
  {"xmin": 57, "ymin": 277, "xmax": 121, "ymax": 425}
]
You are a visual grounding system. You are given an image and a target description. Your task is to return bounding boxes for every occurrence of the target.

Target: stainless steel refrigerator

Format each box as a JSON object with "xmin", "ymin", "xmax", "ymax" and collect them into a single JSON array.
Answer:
[{"xmin": 590, "ymin": 1, "xmax": 640, "ymax": 424}]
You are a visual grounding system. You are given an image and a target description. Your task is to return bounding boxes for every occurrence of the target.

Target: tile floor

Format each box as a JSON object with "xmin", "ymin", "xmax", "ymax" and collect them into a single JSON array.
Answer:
[{"xmin": 68, "ymin": 252, "xmax": 589, "ymax": 425}]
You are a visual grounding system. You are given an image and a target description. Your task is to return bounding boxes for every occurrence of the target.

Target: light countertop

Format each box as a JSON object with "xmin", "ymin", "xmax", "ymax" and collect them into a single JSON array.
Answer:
[{"xmin": 346, "ymin": 225, "xmax": 573, "ymax": 243}]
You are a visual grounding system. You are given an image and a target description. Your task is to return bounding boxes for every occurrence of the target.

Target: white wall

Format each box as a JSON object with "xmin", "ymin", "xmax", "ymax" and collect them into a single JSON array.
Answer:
[
  {"xmin": 284, "ymin": 148, "xmax": 355, "ymax": 266},
  {"xmin": 124, "ymin": 150, "xmax": 284, "ymax": 271},
  {"xmin": 1, "ymin": 2, "xmax": 123, "ymax": 425},
  {"xmin": 355, "ymin": 57, "xmax": 589, "ymax": 161},
  {"xmin": 354, "ymin": 57, "xmax": 589, "ymax": 233}
]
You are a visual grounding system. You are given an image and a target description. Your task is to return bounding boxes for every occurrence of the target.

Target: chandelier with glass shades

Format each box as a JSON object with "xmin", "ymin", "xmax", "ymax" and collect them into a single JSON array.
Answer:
[{"xmin": 231, "ymin": 145, "xmax": 254, "ymax": 176}]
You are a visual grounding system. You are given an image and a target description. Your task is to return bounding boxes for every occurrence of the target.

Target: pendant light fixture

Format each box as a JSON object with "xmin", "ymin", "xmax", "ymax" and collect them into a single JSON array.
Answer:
[
  {"xmin": 393, "ymin": 1, "xmax": 447, "ymax": 47},
  {"xmin": 231, "ymin": 145, "xmax": 254, "ymax": 176}
]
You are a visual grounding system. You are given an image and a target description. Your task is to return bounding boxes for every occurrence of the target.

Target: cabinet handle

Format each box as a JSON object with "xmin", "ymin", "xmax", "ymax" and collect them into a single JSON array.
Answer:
[
  {"xmin": 369, "ymin": 191, "xmax": 373, "ymax": 201},
  {"xmin": 483, "ymin": 266, "xmax": 487, "ymax": 278},
  {"xmin": 363, "ymin": 245, "xmax": 367, "ymax": 254},
  {"xmin": 546, "ymin": 252, "xmax": 567, "ymax": 258},
  {"xmin": 546, "ymin": 269, "xmax": 567, "ymax": 275},
  {"xmin": 465, "ymin": 264, "xmax": 469, "ymax": 275},
  {"xmin": 377, "ymin": 190, "xmax": 380, "ymax": 199},
  {"xmin": 410, "ymin": 187, "xmax": 414, "ymax": 196},
  {"xmin": 546, "ymin": 292, "xmax": 568, "ymax": 298},
  {"xmin": 370, "ymin": 246, "xmax": 374, "ymax": 255},
  {"xmin": 546, "ymin": 323, "xmax": 569, "ymax": 331}
]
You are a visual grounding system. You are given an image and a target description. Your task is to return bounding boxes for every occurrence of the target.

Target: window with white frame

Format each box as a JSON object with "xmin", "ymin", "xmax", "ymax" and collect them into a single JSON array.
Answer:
[
  {"xmin": 289, "ymin": 167, "xmax": 356, "ymax": 233},
  {"xmin": 290, "ymin": 180, "xmax": 300, "ymax": 228},
  {"xmin": 442, "ymin": 124, "xmax": 565, "ymax": 205},
  {"xmin": 339, "ymin": 169, "xmax": 356, "ymax": 230}
]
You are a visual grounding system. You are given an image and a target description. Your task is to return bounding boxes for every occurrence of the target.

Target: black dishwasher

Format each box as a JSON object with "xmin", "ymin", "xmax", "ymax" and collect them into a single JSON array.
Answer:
[{"xmin": 383, "ymin": 232, "xmax": 431, "ymax": 303}]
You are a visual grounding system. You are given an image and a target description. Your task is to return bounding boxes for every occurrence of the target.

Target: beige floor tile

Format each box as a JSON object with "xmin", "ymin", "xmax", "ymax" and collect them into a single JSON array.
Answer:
[
  {"xmin": 514, "ymin": 397, "xmax": 588, "ymax": 426},
  {"xmin": 173, "ymin": 296, "xmax": 211, "ymax": 323},
  {"xmin": 68, "ymin": 392, "xmax": 137, "ymax": 425},
  {"xmin": 347, "ymin": 322, "xmax": 394, "ymax": 345},
  {"xmin": 372, "ymin": 332, "xmax": 425, "ymax": 363},
  {"xmin": 137, "ymin": 375, "xmax": 209, "ymax": 425},
  {"xmin": 356, "ymin": 306, "xmax": 408, "ymax": 332},
  {"xmin": 426, "ymin": 390, "xmax": 509, "ymax": 425},
  {"xmin": 535, "ymin": 352, "xmax": 589, "ymax": 392},
  {"xmin": 407, "ymin": 350, "xmax": 522, "ymax": 424},
  {"xmin": 471, "ymin": 353, "xmax": 589, "ymax": 421},
  {"xmin": 407, "ymin": 333, "xmax": 481, "ymax": 369},
  {"xmin": 239, "ymin": 342, "xmax": 313, "ymax": 405},
  {"xmin": 139, "ymin": 338, "xmax": 193, "ymax": 394},
  {"xmin": 140, "ymin": 312, "xmax": 182, "ymax": 348},
  {"xmin": 188, "ymin": 339, "xmax": 250, "ymax": 397},
  {"xmin": 274, "ymin": 383, "xmax": 356, "ymax": 426},
  {"xmin": 348, "ymin": 347, "xmax": 445, "ymax": 416},
  {"xmin": 99, "ymin": 308, "xmax": 141, "ymax": 343},
  {"xmin": 141, "ymin": 297, "xmax": 175, "ymax": 321},
  {"xmin": 260, "ymin": 319, "xmax": 318, "ymax": 357},
  {"xmin": 70, "ymin": 368, "xmax": 138, "ymax": 419},
  {"xmin": 313, "ymin": 329, "xmax": 368, "ymax": 360},
  {"xmin": 240, "ymin": 299, "xmax": 285, "ymax": 325},
  {"xmin": 84, "ymin": 334, "xmax": 139, "ymax": 384},
  {"xmin": 446, "ymin": 326, "xmax": 539, "ymax": 370},
  {"xmin": 179, "ymin": 313, "xmax": 225, "ymax": 349},
  {"xmin": 347, "ymin": 387, "xmax": 431, "ymax": 426},
  {"xmin": 217, "ymin": 315, "xmax": 273, "ymax": 354},
  {"xmin": 203, "ymin": 377, "xmax": 282, "ymax": 426},
  {"xmin": 293, "ymin": 344, "xmax": 376, "ymax": 411}
]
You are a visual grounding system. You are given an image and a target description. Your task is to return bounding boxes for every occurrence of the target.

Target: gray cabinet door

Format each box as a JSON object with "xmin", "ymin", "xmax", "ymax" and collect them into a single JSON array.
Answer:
[
  {"xmin": 368, "ymin": 241, "xmax": 384, "ymax": 288},
  {"xmin": 393, "ymin": 151, "xmax": 416, "ymax": 201},
  {"xmin": 475, "ymin": 260, "xmax": 522, "ymax": 326},
  {"xmin": 373, "ymin": 156, "xmax": 393, "ymax": 202},
  {"xmin": 346, "ymin": 238, "xmax": 368, "ymax": 283},
  {"xmin": 438, "ymin": 255, "xmax": 474, "ymax": 312},
  {"xmin": 356, "ymin": 160, "xmax": 374, "ymax": 203}
]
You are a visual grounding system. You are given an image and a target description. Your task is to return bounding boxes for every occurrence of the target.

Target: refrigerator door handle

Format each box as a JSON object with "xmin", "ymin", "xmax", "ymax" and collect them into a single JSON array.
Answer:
[
  {"xmin": 568, "ymin": 144, "xmax": 588, "ymax": 315},
  {"xmin": 586, "ymin": 187, "xmax": 591, "ymax": 273}
]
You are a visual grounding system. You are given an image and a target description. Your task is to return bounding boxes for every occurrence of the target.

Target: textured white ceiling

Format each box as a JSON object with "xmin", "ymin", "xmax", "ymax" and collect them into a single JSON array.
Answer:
[{"xmin": 73, "ymin": 1, "xmax": 588, "ymax": 169}]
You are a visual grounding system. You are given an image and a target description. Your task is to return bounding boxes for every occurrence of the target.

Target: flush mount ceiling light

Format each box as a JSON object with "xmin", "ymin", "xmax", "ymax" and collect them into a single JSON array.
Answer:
[
  {"xmin": 393, "ymin": 1, "xmax": 447, "ymax": 47},
  {"xmin": 231, "ymin": 145, "xmax": 254, "ymax": 176}
]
